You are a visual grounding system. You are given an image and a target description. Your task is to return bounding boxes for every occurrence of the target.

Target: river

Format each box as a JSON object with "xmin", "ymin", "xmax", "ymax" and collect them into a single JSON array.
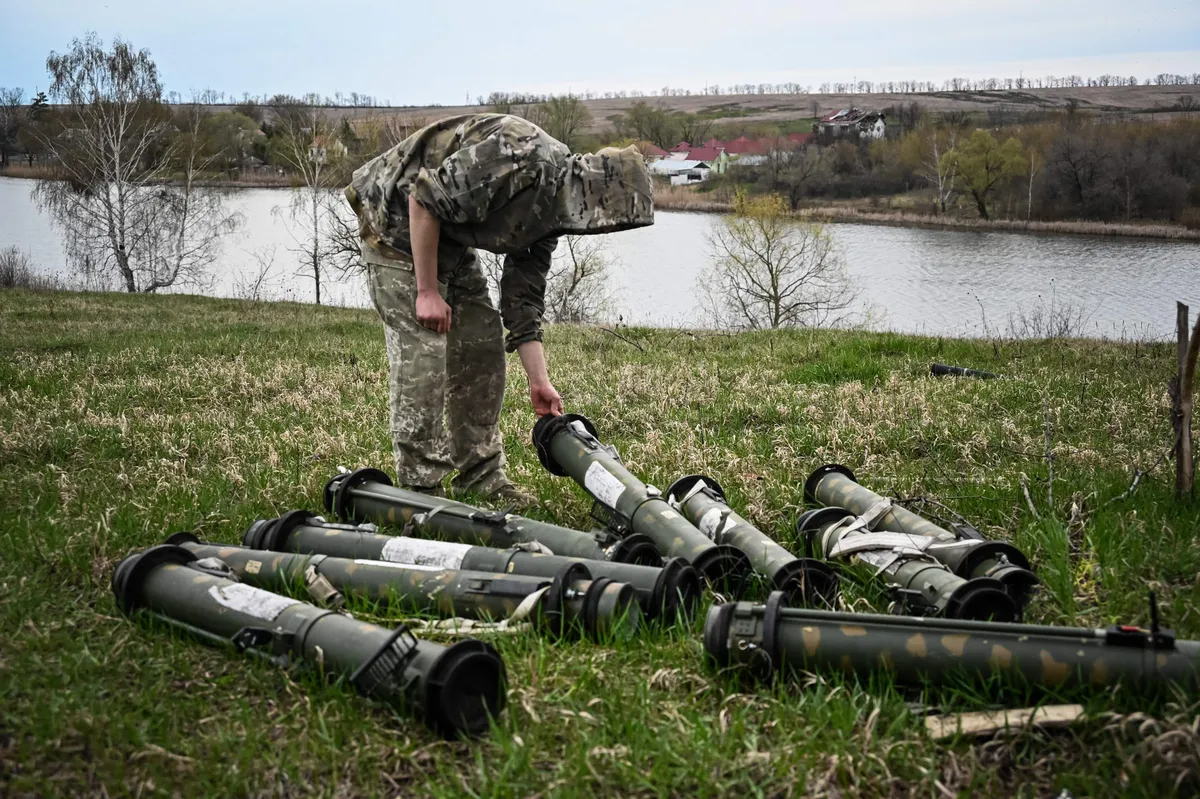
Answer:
[{"xmin": 2, "ymin": 177, "xmax": 1197, "ymax": 339}]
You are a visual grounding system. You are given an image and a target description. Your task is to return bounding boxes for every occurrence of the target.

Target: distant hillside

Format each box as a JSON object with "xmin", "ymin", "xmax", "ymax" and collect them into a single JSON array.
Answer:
[{"xmin": 210, "ymin": 84, "xmax": 1200, "ymax": 133}]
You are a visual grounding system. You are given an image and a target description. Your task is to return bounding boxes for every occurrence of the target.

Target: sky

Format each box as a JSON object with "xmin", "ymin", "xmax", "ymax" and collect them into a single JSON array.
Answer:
[{"xmin": 1, "ymin": 1, "xmax": 1198, "ymax": 105}]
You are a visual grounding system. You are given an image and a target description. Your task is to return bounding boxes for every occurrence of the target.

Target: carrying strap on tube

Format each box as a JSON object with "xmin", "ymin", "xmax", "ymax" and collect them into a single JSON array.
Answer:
[{"xmin": 405, "ymin": 586, "xmax": 551, "ymax": 635}]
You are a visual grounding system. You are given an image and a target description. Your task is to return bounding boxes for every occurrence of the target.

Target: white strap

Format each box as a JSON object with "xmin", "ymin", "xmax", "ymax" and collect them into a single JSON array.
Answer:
[
  {"xmin": 838, "ymin": 497, "xmax": 894, "ymax": 536},
  {"xmin": 401, "ymin": 586, "xmax": 550, "ymax": 635},
  {"xmin": 828, "ymin": 531, "xmax": 937, "ymax": 558}
]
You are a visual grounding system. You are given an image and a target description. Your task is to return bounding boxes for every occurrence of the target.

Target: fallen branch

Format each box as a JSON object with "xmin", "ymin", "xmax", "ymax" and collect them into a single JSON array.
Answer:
[
  {"xmin": 1019, "ymin": 472, "xmax": 1041, "ymax": 519},
  {"xmin": 600, "ymin": 326, "xmax": 645, "ymax": 351},
  {"xmin": 1100, "ymin": 445, "xmax": 1175, "ymax": 508}
]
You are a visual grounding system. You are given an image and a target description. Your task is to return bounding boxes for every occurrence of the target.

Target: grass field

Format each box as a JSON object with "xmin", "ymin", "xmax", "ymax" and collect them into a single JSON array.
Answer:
[
  {"xmin": 3, "ymin": 289, "xmax": 1200, "ymax": 798},
  {"xmin": 193, "ymin": 83, "xmax": 1200, "ymax": 135}
]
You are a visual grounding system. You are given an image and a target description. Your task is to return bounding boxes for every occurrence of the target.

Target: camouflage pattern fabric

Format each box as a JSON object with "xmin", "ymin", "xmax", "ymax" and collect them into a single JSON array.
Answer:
[
  {"xmin": 345, "ymin": 113, "xmax": 653, "ymax": 351},
  {"xmin": 363, "ymin": 241, "xmax": 508, "ymax": 494},
  {"xmin": 347, "ymin": 114, "xmax": 653, "ymax": 492}
]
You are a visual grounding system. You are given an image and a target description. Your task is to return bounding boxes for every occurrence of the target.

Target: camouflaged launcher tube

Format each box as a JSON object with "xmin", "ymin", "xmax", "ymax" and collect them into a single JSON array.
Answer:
[
  {"xmin": 666, "ymin": 474, "xmax": 839, "ymax": 607},
  {"xmin": 805, "ymin": 465, "xmax": 1038, "ymax": 606},
  {"xmin": 930, "ymin": 363, "xmax": 999, "ymax": 379},
  {"xmin": 533, "ymin": 413, "xmax": 753, "ymax": 596},
  {"xmin": 706, "ymin": 591, "xmax": 1200, "ymax": 693},
  {"xmin": 169, "ymin": 535, "xmax": 642, "ymax": 641},
  {"xmin": 112, "ymin": 544, "xmax": 506, "ymax": 738},
  {"xmin": 324, "ymin": 468, "xmax": 661, "ymax": 565},
  {"xmin": 797, "ymin": 507, "xmax": 1018, "ymax": 621},
  {"xmin": 241, "ymin": 512, "xmax": 700, "ymax": 624}
]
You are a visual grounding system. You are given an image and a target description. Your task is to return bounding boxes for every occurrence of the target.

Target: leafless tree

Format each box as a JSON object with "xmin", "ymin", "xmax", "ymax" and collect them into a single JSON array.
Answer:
[
  {"xmin": 269, "ymin": 95, "xmax": 349, "ymax": 304},
  {"xmin": 0, "ymin": 87, "xmax": 24, "ymax": 168},
  {"xmin": 232, "ymin": 244, "xmax": 280, "ymax": 303},
  {"xmin": 32, "ymin": 35, "xmax": 240, "ymax": 292},
  {"xmin": 700, "ymin": 192, "xmax": 856, "ymax": 329},
  {"xmin": 478, "ymin": 250, "xmax": 504, "ymax": 307},
  {"xmin": 544, "ymin": 236, "xmax": 614, "ymax": 323},
  {"xmin": 381, "ymin": 112, "xmax": 428, "ymax": 150},
  {"xmin": 478, "ymin": 237, "xmax": 614, "ymax": 323},
  {"xmin": 920, "ymin": 126, "xmax": 959, "ymax": 213}
]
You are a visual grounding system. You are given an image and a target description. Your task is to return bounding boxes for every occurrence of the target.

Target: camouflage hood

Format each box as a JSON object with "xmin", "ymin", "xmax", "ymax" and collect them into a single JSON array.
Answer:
[
  {"xmin": 345, "ymin": 115, "xmax": 653, "ymax": 257},
  {"xmin": 553, "ymin": 146, "xmax": 655, "ymax": 235}
]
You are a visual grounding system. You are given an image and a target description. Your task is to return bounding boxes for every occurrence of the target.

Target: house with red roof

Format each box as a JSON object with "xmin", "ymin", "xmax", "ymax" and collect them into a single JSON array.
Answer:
[{"xmin": 632, "ymin": 141, "xmax": 668, "ymax": 161}]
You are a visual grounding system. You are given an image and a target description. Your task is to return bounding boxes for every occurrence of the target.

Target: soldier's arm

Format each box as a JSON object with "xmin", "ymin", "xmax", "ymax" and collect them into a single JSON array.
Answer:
[
  {"xmin": 409, "ymin": 195, "xmax": 452, "ymax": 334},
  {"xmin": 502, "ymin": 236, "xmax": 563, "ymax": 417}
]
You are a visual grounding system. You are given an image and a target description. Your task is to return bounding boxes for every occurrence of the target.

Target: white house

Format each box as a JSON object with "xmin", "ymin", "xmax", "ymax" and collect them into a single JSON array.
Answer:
[
  {"xmin": 649, "ymin": 158, "xmax": 712, "ymax": 185},
  {"xmin": 309, "ymin": 136, "xmax": 349, "ymax": 164}
]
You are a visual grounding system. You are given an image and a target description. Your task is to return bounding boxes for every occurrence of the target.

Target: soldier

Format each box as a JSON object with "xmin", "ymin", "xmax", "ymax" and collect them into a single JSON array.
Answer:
[{"xmin": 345, "ymin": 114, "xmax": 653, "ymax": 507}]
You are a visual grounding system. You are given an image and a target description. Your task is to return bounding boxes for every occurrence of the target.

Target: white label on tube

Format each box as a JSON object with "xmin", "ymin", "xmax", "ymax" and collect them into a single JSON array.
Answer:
[
  {"xmin": 584, "ymin": 462, "xmax": 626, "ymax": 508},
  {"xmin": 208, "ymin": 584, "xmax": 300, "ymax": 621},
  {"xmin": 380, "ymin": 537, "xmax": 471, "ymax": 569}
]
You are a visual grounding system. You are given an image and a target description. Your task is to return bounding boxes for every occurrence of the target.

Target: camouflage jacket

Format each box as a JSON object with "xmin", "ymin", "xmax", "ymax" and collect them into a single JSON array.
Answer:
[{"xmin": 346, "ymin": 114, "xmax": 653, "ymax": 351}]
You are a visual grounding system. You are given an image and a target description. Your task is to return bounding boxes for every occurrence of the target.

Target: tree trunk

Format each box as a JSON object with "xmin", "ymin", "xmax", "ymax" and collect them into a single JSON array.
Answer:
[
  {"xmin": 1173, "ymin": 302, "xmax": 1195, "ymax": 498},
  {"xmin": 117, "ymin": 252, "xmax": 137, "ymax": 292},
  {"xmin": 972, "ymin": 190, "xmax": 989, "ymax": 220}
]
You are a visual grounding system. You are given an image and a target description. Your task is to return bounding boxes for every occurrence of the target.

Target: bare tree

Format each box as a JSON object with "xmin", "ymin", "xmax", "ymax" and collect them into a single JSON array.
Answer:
[
  {"xmin": 32, "ymin": 34, "xmax": 240, "ymax": 292},
  {"xmin": 1027, "ymin": 145, "xmax": 1043, "ymax": 220},
  {"xmin": 381, "ymin": 112, "xmax": 427, "ymax": 150},
  {"xmin": 269, "ymin": 95, "xmax": 348, "ymax": 304},
  {"xmin": 477, "ymin": 237, "xmax": 614, "ymax": 323},
  {"xmin": 700, "ymin": 192, "xmax": 856, "ymax": 329},
  {"xmin": 0, "ymin": 87, "xmax": 23, "ymax": 168},
  {"xmin": 544, "ymin": 236, "xmax": 614, "ymax": 323},
  {"xmin": 920, "ymin": 126, "xmax": 959, "ymax": 214},
  {"xmin": 478, "ymin": 250, "xmax": 504, "ymax": 307},
  {"xmin": 232, "ymin": 244, "xmax": 280, "ymax": 303}
]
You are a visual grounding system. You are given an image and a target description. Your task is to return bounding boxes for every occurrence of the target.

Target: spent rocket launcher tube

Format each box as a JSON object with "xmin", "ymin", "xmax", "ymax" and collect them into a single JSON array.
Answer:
[
  {"xmin": 930, "ymin": 363, "xmax": 999, "ymax": 380},
  {"xmin": 169, "ymin": 535, "xmax": 642, "ymax": 641},
  {"xmin": 706, "ymin": 590, "xmax": 1200, "ymax": 694},
  {"xmin": 242, "ymin": 511, "xmax": 700, "ymax": 623},
  {"xmin": 325, "ymin": 468, "xmax": 661, "ymax": 566},
  {"xmin": 666, "ymin": 474, "xmax": 839, "ymax": 607},
  {"xmin": 112, "ymin": 544, "xmax": 506, "ymax": 739},
  {"xmin": 805, "ymin": 465, "xmax": 1038, "ymax": 605},
  {"xmin": 533, "ymin": 413, "xmax": 753, "ymax": 595},
  {"xmin": 797, "ymin": 507, "xmax": 1018, "ymax": 621}
]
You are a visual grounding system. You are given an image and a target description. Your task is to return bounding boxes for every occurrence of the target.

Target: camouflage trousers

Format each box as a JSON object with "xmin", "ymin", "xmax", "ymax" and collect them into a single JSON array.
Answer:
[{"xmin": 362, "ymin": 242, "xmax": 508, "ymax": 494}]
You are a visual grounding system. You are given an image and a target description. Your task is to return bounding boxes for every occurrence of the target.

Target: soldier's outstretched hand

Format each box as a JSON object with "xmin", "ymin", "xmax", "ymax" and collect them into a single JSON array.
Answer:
[
  {"xmin": 416, "ymin": 291, "xmax": 452, "ymax": 334},
  {"xmin": 530, "ymin": 382, "xmax": 563, "ymax": 417}
]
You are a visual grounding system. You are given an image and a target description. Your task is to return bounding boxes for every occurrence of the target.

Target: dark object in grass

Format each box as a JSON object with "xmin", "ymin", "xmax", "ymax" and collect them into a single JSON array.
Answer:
[
  {"xmin": 325, "ymin": 467, "xmax": 660, "ymax": 565},
  {"xmin": 533, "ymin": 413, "xmax": 753, "ymax": 597},
  {"xmin": 666, "ymin": 474, "xmax": 839, "ymax": 607},
  {"xmin": 797, "ymin": 506, "xmax": 1018, "ymax": 621},
  {"xmin": 241, "ymin": 510, "xmax": 700, "ymax": 624},
  {"xmin": 805, "ymin": 465, "xmax": 1038, "ymax": 609},
  {"xmin": 706, "ymin": 590, "xmax": 1200, "ymax": 694},
  {"xmin": 170, "ymin": 534, "xmax": 643, "ymax": 641},
  {"xmin": 111, "ymin": 544, "xmax": 507, "ymax": 739},
  {"xmin": 931, "ymin": 363, "xmax": 1000, "ymax": 379}
]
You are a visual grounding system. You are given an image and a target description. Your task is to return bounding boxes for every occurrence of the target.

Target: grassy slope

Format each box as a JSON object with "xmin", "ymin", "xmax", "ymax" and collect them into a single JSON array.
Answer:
[{"xmin": 2, "ymin": 290, "xmax": 1199, "ymax": 798}]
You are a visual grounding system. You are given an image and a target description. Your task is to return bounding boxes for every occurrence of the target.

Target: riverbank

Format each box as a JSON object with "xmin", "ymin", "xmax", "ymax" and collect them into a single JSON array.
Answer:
[
  {"xmin": 7, "ymin": 165, "xmax": 1198, "ymax": 241},
  {"xmin": 3, "ymin": 288, "xmax": 1199, "ymax": 797},
  {"xmin": 653, "ymin": 184, "xmax": 1200, "ymax": 241}
]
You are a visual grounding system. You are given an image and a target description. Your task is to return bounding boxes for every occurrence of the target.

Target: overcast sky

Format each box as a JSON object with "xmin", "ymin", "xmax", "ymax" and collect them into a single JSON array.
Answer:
[{"xmin": 2, "ymin": 1, "xmax": 1198, "ymax": 105}]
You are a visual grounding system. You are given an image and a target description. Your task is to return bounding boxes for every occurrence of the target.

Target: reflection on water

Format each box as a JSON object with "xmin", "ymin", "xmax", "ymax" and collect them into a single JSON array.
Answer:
[{"xmin": 2, "ymin": 177, "xmax": 1197, "ymax": 339}]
